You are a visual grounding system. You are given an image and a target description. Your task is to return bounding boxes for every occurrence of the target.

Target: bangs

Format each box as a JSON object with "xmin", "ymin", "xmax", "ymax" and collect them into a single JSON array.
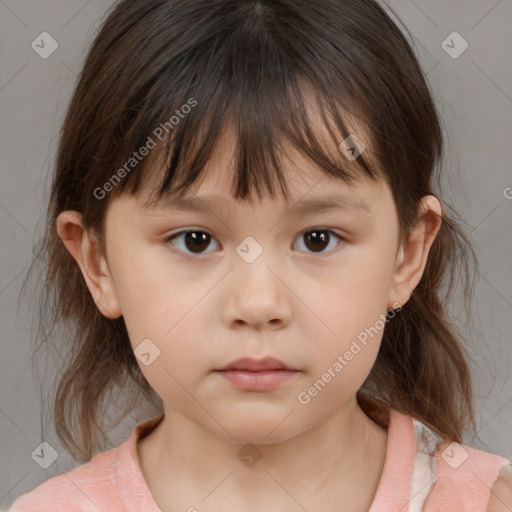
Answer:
[
  {"xmin": 99, "ymin": 1, "xmax": 385, "ymax": 208},
  {"xmin": 140, "ymin": 82, "xmax": 380, "ymax": 209}
]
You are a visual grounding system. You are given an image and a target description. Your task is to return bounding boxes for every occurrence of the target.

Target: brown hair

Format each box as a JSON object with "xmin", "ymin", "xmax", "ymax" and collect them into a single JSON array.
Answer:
[{"xmin": 23, "ymin": 0, "xmax": 479, "ymax": 461}]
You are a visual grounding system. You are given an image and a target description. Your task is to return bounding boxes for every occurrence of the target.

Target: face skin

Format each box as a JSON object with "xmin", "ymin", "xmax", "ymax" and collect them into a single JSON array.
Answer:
[{"xmin": 57, "ymin": 128, "xmax": 442, "ymax": 511}]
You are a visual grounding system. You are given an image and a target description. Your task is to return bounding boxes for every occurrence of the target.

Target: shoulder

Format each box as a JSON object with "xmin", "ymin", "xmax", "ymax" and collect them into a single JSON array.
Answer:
[
  {"xmin": 393, "ymin": 412, "xmax": 512, "ymax": 512},
  {"xmin": 426, "ymin": 438, "xmax": 512, "ymax": 511},
  {"xmin": 487, "ymin": 462, "xmax": 512, "ymax": 512},
  {"xmin": 8, "ymin": 446, "xmax": 123, "ymax": 511}
]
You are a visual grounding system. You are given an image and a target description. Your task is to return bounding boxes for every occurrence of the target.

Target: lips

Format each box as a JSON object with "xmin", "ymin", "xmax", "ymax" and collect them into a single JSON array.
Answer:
[
  {"xmin": 215, "ymin": 356, "xmax": 296, "ymax": 372},
  {"xmin": 214, "ymin": 357, "xmax": 299, "ymax": 391}
]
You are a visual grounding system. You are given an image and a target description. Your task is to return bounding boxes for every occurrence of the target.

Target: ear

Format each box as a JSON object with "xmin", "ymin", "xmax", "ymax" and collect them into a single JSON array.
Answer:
[
  {"xmin": 56, "ymin": 210, "xmax": 122, "ymax": 319},
  {"xmin": 387, "ymin": 195, "xmax": 443, "ymax": 309}
]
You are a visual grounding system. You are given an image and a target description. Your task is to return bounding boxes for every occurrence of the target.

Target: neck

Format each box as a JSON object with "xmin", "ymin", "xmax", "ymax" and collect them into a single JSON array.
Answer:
[{"xmin": 137, "ymin": 397, "xmax": 389, "ymax": 511}]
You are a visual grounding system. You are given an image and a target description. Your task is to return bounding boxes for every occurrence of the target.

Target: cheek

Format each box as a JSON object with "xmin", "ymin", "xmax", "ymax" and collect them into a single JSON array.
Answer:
[
  {"xmin": 296, "ymin": 295, "xmax": 386, "ymax": 416},
  {"xmin": 301, "ymin": 238, "xmax": 396, "ymax": 380},
  {"xmin": 123, "ymin": 296, "xmax": 209, "ymax": 410},
  {"xmin": 110, "ymin": 243, "xmax": 192, "ymax": 331},
  {"xmin": 108, "ymin": 247, "xmax": 210, "ymax": 370},
  {"xmin": 315, "ymin": 241, "xmax": 395, "ymax": 327}
]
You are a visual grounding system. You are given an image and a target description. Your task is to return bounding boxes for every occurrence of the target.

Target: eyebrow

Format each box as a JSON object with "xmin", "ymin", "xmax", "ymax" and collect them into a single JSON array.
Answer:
[{"xmin": 143, "ymin": 192, "xmax": 372, "ymax": 216}]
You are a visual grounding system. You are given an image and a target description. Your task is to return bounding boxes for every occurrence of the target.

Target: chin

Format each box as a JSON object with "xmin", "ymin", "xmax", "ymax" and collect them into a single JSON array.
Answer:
[{"xmin": 216, "ymin": 415, "xmax": 301, "ymax": 446}]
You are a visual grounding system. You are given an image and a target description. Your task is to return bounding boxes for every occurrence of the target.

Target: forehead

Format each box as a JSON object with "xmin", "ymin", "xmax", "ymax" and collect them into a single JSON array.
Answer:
[{"xmin": 136, "ymin": 114, "xmax": 382, "ymax": 214}]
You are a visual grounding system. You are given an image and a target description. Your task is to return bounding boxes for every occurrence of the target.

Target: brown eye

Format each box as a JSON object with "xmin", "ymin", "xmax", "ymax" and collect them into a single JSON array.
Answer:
[
  {"xmin": 167, "ymin": 229, "xmax": 219, "ymax": 255},
  {"xmin": 294, "ymin": 229, "xmax": 343, "ymax": 254}
]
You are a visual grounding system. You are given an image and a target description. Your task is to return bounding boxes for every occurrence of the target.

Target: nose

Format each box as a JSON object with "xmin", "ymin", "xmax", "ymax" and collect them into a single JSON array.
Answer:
[{"xmin": 220, "ymin": 251, "xmax": 292, "ymax": 330}]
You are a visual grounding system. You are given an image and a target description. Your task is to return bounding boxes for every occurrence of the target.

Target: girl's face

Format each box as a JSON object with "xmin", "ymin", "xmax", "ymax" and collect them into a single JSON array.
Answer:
[{"xmin": 68, "ymin": 130, "xmax": 439, "ymax": 444}]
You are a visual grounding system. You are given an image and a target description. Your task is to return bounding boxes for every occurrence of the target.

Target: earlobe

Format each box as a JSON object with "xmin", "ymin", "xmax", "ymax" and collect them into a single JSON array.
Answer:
[
  {"xmin": 56, "ymin": 210, "xmax": 122, "ymax": 319},
  {"xmin": 387, "ymin": 195, "xmax": 443, "ymax": 309}
]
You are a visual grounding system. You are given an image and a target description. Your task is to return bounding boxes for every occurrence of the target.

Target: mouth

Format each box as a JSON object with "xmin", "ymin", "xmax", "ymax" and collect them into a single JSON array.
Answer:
[
  {"xmin": 215, "ymin": 356, "xmax": 297, "ymax": 372},
  {"xmin": 214, "ymin": 357, "xmax": 300, "ymax": 391}
]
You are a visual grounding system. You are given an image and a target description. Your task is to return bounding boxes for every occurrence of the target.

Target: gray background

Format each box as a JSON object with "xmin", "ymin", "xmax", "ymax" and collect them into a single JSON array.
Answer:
[{"xmin": 1, "ymin": 0, "xmax": 511, "ymax": 507}]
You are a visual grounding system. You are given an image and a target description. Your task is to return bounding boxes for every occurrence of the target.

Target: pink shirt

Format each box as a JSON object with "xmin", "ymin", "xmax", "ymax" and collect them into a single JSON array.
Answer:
[{"xmin": 9, "ymin": 409, "xmax": 512, "ymax": 511}]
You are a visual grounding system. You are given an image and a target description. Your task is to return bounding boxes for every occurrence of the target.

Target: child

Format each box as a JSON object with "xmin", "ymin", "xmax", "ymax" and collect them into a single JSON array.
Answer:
[{"xmin": 10, "ymin": 0, "xmax": 512, "ymax": 511}]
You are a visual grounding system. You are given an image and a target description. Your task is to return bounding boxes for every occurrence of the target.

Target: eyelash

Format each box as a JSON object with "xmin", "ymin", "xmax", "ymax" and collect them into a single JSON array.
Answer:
[{"xmin": 164, "ymin": 227, "xmax": 345, "ymax": 258}]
